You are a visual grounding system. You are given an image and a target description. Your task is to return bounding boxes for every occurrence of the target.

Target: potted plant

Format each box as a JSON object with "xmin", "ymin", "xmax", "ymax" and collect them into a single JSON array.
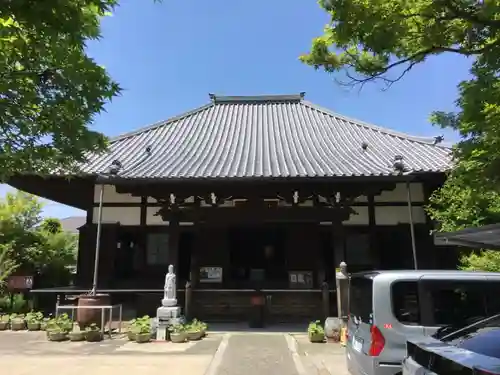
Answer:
[
  {"xmin": 40, "ymin": 317, "xmax": 51, "ymax": 331},
  {"xmin": 135, "ymin": 318, "xmax": 152, "ymax": 344},
  {"xmin": 45, "ymin": 318, "xmax": 57, "ymax": 338},
  {"xmin": 85, "ymin": 323, "xmax": 103, "ymax": 342},
  {"xmin": 69, "ymin": 329, "xmax": 86, "ymax": 342},
  {"xmin": 47, "ymin": 325, "xmax": 69, "ymax": 342},
  {"xmin": 0, "ymin": 314, "xmax": 9, "ymax": 330},
  {"xmin": 185, "ymin": 321, "xmax": 203, "ymax": 341},
  {"xmin": 199, "ymin": 320, "xmax": 208, "ymax": 337},
  {"xmin": 127, "ymin": 318, "xmax": 138, "ymax": 341},
  {"xmin": 58, "ymin": 314, "xmax": 73, "ymax": 333},
  {"xmin": 169, "ymin": 323, "xmax": 186, "ymax": 343},
  {"xmin": 45, "ymin": 314, "xmax": 72, "ymax": 340},
  {"xmin": 308, "ymin": 320, "xmax": 325, "ymax": 343},
  {"xmin": 26, "ymin": 311, "xmax": 43, "ymax": 331},
  {"xmin": 10, "ymin": 313, "xmax": 26, "ymax": 331}
]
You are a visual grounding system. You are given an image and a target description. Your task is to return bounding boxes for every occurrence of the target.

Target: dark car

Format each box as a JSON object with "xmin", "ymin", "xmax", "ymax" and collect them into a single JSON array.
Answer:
[{"xmin": 402, "ymin": 314, "xmax": 500, "ymax": 375}]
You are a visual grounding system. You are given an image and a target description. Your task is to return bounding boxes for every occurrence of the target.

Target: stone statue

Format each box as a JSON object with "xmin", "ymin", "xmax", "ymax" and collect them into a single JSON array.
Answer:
[{"xmin": 162, "ymin": 264, "xmax": 177, "ymax": 307}]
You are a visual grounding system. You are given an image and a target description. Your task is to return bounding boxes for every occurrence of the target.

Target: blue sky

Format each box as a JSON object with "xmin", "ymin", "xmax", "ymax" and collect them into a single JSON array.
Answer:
[{"xmin": 2, "ymin": 0, "xmax": 471, "ymax": 218}]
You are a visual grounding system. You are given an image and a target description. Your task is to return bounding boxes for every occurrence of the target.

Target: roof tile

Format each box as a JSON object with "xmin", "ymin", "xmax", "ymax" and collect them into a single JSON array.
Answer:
[{"xmin": 82, "ymin": 94, "xmax": 452, "ymax": 179}]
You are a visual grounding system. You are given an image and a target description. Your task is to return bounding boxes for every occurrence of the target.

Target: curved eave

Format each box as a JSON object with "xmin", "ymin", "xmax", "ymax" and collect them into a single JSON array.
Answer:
[{"xmin": 7, "ymin": 174, "xmax": 95, "ymax": 210}]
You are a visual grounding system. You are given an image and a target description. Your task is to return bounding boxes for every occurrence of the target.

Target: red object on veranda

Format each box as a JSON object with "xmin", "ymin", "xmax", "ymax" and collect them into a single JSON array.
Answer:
[{"xmin": 250, "ymin": 295, "xmax": 265, "ymax": 306}]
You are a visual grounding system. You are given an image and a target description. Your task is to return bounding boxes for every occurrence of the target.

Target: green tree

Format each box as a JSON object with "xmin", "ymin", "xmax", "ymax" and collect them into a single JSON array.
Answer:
[
  {"xmin": 301, "ymin": 0, "xmax": 500, "ymax": 270},
  {"xmin": 0, "ymin": 191, "xmax": 77, "ymax": 286},
  {"xmin": 301, "ymin": 0, "xmax": 500, "ymax": 188},
  {"xmin": 0, "ymin": 1, "xmax": 121, "ymax": 180},
  {"xmin": 0, "ymin": 244, "xmax": 17, "ymax": 289},
  {"xmin": 427, "ymin": 175, "xmax": 500, "ymax": 233},
  {"xmin": 426, "ymin": 174, "xmax": 500, "ymax": 270}
]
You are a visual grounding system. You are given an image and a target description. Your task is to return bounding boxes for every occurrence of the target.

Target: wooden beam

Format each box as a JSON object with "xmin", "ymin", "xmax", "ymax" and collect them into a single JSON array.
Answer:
[
  {"xmin": 157, "ymin": 206, "xmax": 353, "ymax": 223},
  {"xmin": 114, "ymin": 181, "xmax": 398, "ymax": 201}
]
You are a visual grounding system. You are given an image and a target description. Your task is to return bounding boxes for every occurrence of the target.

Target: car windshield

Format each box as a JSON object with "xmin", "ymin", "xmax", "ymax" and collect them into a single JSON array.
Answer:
[
  {"xmin": 455, "ymin": 328, "xmax": 500, "ymax": 359},
  {"xmin": 438, "ymin": 314, "xmax": 500, "ymax": 358},
  {"xmin": 433, "ymin": 316, "xmax": 488, "ymax": 340}
]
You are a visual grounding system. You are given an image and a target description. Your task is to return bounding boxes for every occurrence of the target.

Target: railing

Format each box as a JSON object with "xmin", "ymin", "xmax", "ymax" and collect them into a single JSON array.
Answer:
[{"xmin": 55, "ymin": 303, "xmax": 123, "ymax": 338}]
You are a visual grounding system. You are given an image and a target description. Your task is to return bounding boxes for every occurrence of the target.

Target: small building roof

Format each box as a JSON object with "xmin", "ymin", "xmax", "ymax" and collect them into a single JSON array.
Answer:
[
  {"xmin": 434, "ymin": 224, "xmax": 500, "ymax": 250},
  {"xmin": 82, "ymin": 94, "xmax": 451, "ymax": 180},
  {"xmin": 59, "ymin": 216, "xmax": 86, "ymax": 233}
]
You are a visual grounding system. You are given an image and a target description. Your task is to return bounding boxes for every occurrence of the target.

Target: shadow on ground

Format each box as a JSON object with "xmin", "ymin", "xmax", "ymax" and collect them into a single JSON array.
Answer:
[
  {"xmin": 208, "ymin": 323, "xmax": 307, "ymax": 334},
  {"xmin": 0, "ymin": 331, "xmax": 222, "ymax": 356}
]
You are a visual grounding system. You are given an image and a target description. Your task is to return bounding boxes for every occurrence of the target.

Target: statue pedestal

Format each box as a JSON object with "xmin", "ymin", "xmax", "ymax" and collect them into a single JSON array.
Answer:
[
  {"xmin": 155, "ymin": 305, "xmax": 182, "ymax": 341},
  {"xmin": 157, "ymin": 305, "xmax": 181, "ymax": 319},
  {"xmin": 162, "ymin": 298, "xmax": 177, "ymax": 307}
]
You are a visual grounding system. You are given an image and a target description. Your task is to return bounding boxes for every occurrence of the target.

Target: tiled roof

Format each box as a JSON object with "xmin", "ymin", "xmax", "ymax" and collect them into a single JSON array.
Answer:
[
  {"xmin": 81, "ymin": 94, "xmax": 452, "ymax": 179},
  {"xmin": 59, "ymin": 216, "xmax": 86, "ymax": 233}
]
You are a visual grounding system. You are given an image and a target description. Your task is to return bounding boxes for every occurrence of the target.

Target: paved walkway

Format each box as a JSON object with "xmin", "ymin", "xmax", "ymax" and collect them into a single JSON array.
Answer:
[
  {"xmin": 206, "ymin": 333, "xmax": 302, "ymax": 375},
  {"xmin": 3, "ymin": 355, "xmax": 214, "ymax": 375},
  {"xmin": 293, "ymin": 334, "xmax": 349, "ymax": 375},
  {"xmin": 0, "ymin": 331, "xmax": 348, "ymax": 375}
]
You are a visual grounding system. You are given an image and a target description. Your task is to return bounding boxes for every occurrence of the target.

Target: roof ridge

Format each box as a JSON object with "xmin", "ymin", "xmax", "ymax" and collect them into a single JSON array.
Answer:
[
  {"xmin": 301, "ymin": 101, "xmax": 451, "ymax": 149},
  {"xmin": 109, "ymin": 103, "xmax": 214, "ymax": 143},
  {"xmin": 211, "ymin": 93, "xmax": 305, "ymax": 104}
]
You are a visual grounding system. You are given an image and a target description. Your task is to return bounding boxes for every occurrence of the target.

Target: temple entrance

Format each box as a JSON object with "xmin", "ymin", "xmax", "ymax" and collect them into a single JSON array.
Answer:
[{"xmin": 228, "ymin": 225, "xmax": 286, "ymax": 288}]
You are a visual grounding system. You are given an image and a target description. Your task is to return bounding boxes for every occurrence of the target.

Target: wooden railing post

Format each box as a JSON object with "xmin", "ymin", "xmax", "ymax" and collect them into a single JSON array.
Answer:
[
  {"xmin": 185, "ymin": 281, "xmax": 192, "ymax": 321},
  {"xmin": 321, "ymin": 281, "xmax": 330, "ymax": 321}
]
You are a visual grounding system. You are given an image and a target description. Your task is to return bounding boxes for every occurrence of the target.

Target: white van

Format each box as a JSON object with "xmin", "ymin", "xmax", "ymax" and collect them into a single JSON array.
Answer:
[{"xmin": 346, "ymin": 270, "xmax": 500, "ymax": 375}]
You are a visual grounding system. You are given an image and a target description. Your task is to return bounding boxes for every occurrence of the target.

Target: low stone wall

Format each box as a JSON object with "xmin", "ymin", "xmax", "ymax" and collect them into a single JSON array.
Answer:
[{"xmin": 191, "ymin": 290, "xmax": 329, "ymax": 324}]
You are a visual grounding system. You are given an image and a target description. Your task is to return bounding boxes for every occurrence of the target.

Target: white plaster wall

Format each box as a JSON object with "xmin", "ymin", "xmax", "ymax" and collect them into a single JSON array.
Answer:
[
  {"xmin": 343, "ymin": 207, "xmax": 369, "ymax": 225},
  {"xmin": 94, "ymin": 184, "xmax": 141, "ymax": 203},
  {"xmin": 96, "ymin": 183, "xmax": 421, "ymax": 205},
  {"xmin": 91, "ymin": 205, "xmax": 425, "ymax": 226},
  {"xmin": 92, "ymin": 207, "xmax": 141, "ymax": 225},
  {"xmin": 146, "ymin": 207, "xmax": 168, "ymax": 225},
  {"xmin": 375, "ymin": 182, "xmax": 424, "ymax": 202},
  {"xmin": 92, "ymin": 182, "xmax": 427, "ymax": 226},
  {"xmin": 375, "ymin": 206, "xmax": 426, "ymax": 225},
  {"xmin": 354, "ymin": 195, "xmax": 368, "ymax": 202}
]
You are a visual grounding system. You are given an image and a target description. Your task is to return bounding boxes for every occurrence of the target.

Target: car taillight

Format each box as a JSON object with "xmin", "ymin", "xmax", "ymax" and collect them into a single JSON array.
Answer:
[{"xmin": 368, "ymin": 325, "xmax": 385, "ymax": 356}]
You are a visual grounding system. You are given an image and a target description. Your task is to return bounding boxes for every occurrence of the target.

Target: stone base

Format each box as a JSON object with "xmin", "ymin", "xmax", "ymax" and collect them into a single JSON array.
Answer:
[
  {"xmin": 157, "ymin": 306, "xmax": 181, "ymax": 320},
  {"xmin": 155, "ymin": 306, "xmax": 183, "ymax": 341},
  {"xmin": 162, "ymin": 298, "xmax": 177, "ymax": 307}
]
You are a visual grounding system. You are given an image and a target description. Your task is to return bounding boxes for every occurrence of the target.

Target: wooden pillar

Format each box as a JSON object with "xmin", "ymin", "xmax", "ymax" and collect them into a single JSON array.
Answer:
[
  {"xmin": 322, "ymin": 281, "xmax": 330, "ymax": 320},
  {"xmin": 190, "ymin": 221, "xmax": 201, "ymax": 288},
  {"xmin": 139, "ymin": 196, "xmax": 148, "ymax": 275},
  {"xmin": 186, "ymin": 221, "xmax": 201, "ymax": 319},
  {"xmin": 332, "ymin": 221, "xmax": 344, "ymax": 317},
  {"xmin": 368, "ymin": 195, "xmax": 378, "ymax": 269},
  {"xmin": 185, "ymin": 281, "xmax": 192, "ymax": 320},
  {"xmin": 169, "ymin": 216, "xmax": 180, "ymax": 272},
  {"xmin": 97, "ymin": 223, "xmax": 119, "ymax": 288},
  {"xmin": 76, "ymin": 224, "xmax": 97, "ymax": 287}
]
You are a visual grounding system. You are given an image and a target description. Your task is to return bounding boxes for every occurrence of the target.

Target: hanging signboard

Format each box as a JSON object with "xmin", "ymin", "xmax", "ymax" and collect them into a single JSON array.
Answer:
[
  {"xmin": 7, "ymin": 275, "xmax": 34, "ymax": 291},
  {"xmin": 288, "ymin": 271, "xmax": 313, "ymax": 289},
  {"xmin": 199, "ymin": 267, "xmax": 223, "ymax": 283}
]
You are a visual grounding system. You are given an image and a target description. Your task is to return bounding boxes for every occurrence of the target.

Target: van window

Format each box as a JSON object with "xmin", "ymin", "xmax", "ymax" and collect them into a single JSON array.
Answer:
[
  {"xmin": 392, "ymin": 281, "xmax": 421, "ymax": 325},
  {"xmin": 349, "ymin": 276, "xmax": 373, "ymax": 323},
  {"xmin": 423, "ymin": 280, "xmax": 500, "ymax": 326}
]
